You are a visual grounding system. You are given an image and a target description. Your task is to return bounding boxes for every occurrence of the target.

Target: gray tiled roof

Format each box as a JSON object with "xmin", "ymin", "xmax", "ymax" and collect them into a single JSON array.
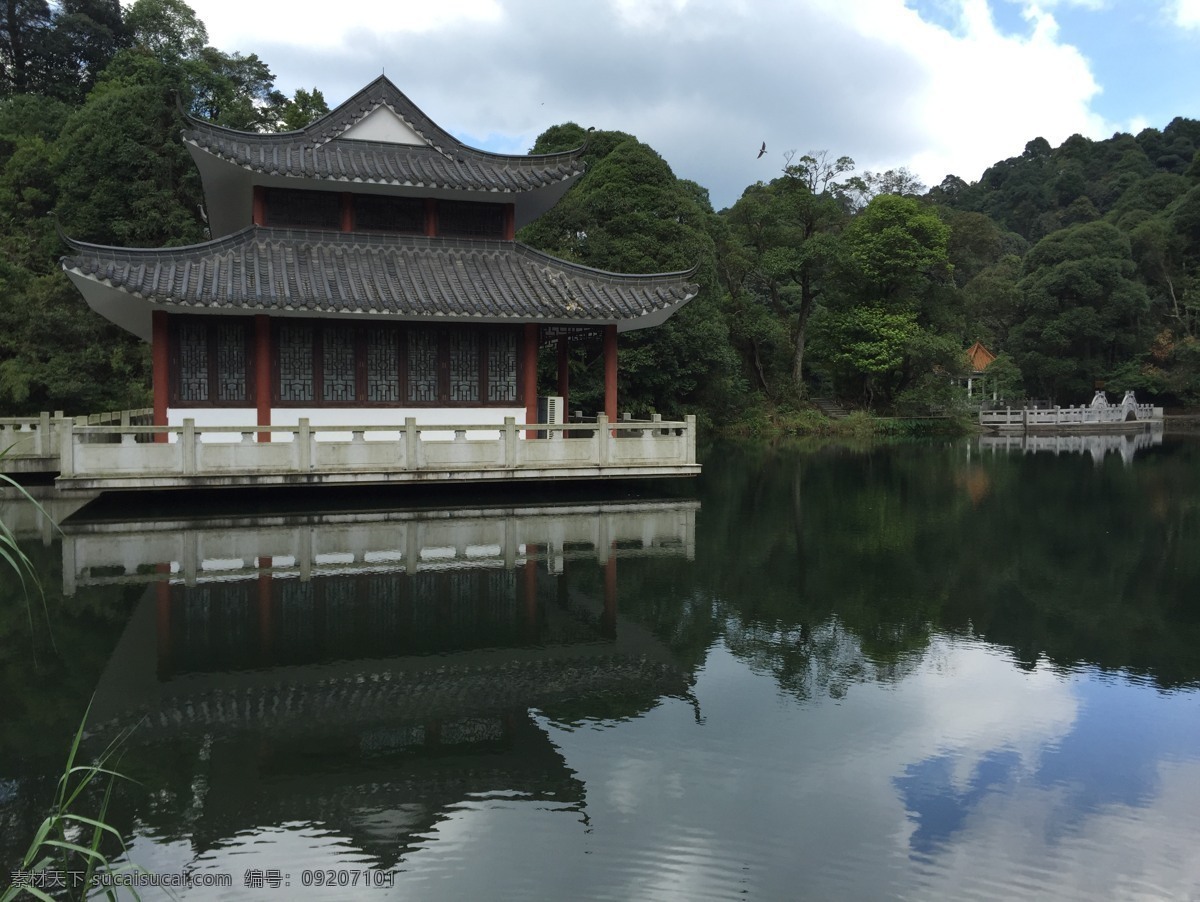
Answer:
[
  {"xmin": 183, "ymin": 75, "xmax": 585, "ymax": 193},
  {"xmin": 61, "ymin": 227, "xmax": 699, "ymax": 325}
]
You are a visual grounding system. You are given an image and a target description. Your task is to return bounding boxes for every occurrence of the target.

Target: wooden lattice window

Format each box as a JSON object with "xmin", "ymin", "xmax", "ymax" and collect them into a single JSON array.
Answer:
[
  {"xmin": 354, "ymin": 195, "xmax": 425, "ymax": 233},
  {"xmin": 437, "ymin": 200, "xmax": 506, "ymax": 238},
  {"xmin": 277, "ymin": 322, "xmax": 315, "ymax": 402},
  {"xmin": 264, "ymin": 188, "xmax": 340, "ymax": 230},
  {"xmin": 448, "ymin": 330, "xmax": 480, "ymax": 402},
  {"xmin": 406, "ymin": 328, "xmax": 438, "ymax": 403},
  {"xmin": 366, "ymin": 330, "xmax": 400, "ymax": 402},
  {"xmin": 170, "ymin": 317, "xmax": 252, "ymax": 406},
  {"xmin": 215, "ymin": 324, "xmax": 248, "ymax": 401},
  {"xmin": 487, "ymin": 331, "xmax": 518, "ymax": 403},
  {"xmin": 177, "ymin": 322, "xmax": 209, "ymax": 403},
  {"xmin": 321, "ymin": 326, "xmax": 357, "ymax": 402},
  {"xmin": 268, "ymin": 321, "xmax": 522, "ymax": 407}
]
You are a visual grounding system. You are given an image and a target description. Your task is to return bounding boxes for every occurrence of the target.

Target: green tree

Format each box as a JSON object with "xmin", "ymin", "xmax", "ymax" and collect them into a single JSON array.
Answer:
[
  {"xmin": 124, "ymin": 0, "xmax": 206, "ymax": 59},
  {"xmin": 1009, "ymin": 220, "xmax": 1148, "ymax": 400},
  {"xmin": 0, "ymin": 0, "xmax": 52, "ymax": 96},
  {"xmin": 810, "ymin": 194, "xmax": 955, "ymax": 408},
  {"xmin": 54, "ymin": 49, "xmax": 205, "ymax": 247},
  {"xmin": 29, "ymin": 0, "xmax": 130, "ymax": 102},
  {"xmin": 721, "ymin": 157, "xmax": 849, "ymax": 396},
  {"xmin": 274, "ymin": 86, "xmax": 329, "ymax": 132},
  {"xmin": 521, "ymin": 125, "xmax": 743, "ymax": 419},
  {"xmin": 961, "ymin": 254, "xmax": 1023, "ymax": 348}
]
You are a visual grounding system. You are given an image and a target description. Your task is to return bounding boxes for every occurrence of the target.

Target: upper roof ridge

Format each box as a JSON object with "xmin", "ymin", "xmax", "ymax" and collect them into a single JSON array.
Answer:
[
  {"xmin": 303, "ymin": 75, "xmax": 451, "ymax": 152},
  {"xmin": 181, "ymin": 75, "xmax": 585, "ymax": 165}
]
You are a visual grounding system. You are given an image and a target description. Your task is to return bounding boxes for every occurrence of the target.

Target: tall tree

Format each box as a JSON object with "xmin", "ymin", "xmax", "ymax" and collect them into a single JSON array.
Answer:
[
  {"xmin": 0, "ymin": 0, "xmax": 52, "ymax": 95},
  {"xmin": 1, "ymin": 0, "xmax": 129, "ymax": 101},
  {"xmin": 722, "ymin": 154, "xmax": 851, "ymax": 396},
  {"xmin": 124, "ymin": 0, "xmax": 206, "ymax": 59},
  {"xmin": 810, "ymin": 194, "xmax": 955, "ymax": 409},
  {"xmin": 1009, "ymin": 221, "xmax": 1148, "ymax": 400},
  {"xmin": 521, "ymin": 125, "xmax": 743, "ymax": 418}
]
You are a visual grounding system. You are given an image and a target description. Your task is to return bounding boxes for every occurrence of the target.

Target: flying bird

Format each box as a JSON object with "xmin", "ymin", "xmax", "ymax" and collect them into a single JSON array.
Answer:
[{"xmin": 757, "ymin": 142, "xmax": 767, "ymax": 159}]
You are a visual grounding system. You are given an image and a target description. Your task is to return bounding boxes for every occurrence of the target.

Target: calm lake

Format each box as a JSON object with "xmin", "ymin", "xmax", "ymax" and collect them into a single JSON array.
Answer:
[{"xmin": 3, "ymin": 432, "xmax": 1200, "ymax": 900}]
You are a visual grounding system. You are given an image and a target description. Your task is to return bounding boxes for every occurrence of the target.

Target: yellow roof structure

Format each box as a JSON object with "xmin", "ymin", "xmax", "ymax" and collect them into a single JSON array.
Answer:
[{"xmin": 966, "ymin": 341, "xmax": 997, "ymax": 373}]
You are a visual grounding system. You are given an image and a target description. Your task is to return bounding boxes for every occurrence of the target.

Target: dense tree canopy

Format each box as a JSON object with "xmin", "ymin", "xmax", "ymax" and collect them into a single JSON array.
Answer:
[
  {"xmin": 0, "ymin": 1, "xmax": 327, "ymax": 416},
  {"xmin": 520, "ymin": 125, "xmax": 742, "ymax": 420}
]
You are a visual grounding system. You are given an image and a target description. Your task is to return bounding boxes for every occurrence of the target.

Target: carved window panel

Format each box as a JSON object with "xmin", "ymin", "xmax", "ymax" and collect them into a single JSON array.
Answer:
[
  {"xmin": 278, "ymin": 323, "xmax": 315, "ymax": 402},
  {"xmin": 178, "ymin": 322, "xmax": 210, "ymax": 402},
  {"xmin": 172, "ymin": 318, "xmax": 252, "ymax": 406},
  {"xmin": 262, "ymin": 320, "xmax": 519, "ymax": 408},
  {"xmin": 215, "ymin": 324, "xmax": 248, "ymax": 401},
  {"xmin": 322, "ymin": 326, "xmax": 357, "ymax": 402},
  {"xmin": 366, "ymin": 330, "xmax": 400, "ymax": 402},
  {"xmin": 487, "ymin": 331, "xmax": 518, "ymax": 403},
  {"xmin": 449, "ymin": 330, "xmax": 480, "ymax": 402},
  {"xmin": 407, "ymin": 328, "xmax": 438, "ymax": 403}
]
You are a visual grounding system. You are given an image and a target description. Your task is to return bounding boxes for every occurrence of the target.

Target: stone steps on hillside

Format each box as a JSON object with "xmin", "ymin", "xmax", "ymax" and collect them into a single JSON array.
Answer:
[{"xmin": 813, "ymin": 397, "xmax": 849, "ymax": 419}]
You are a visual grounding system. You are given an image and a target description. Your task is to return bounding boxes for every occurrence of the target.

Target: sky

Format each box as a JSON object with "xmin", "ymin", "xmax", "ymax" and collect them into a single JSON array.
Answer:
[{"xmin": 182, "ymin": 0, "xmax": 1200, "ymax": 210}]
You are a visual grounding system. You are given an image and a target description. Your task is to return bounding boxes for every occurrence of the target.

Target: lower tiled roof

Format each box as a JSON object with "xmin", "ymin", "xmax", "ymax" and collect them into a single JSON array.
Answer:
[{"xmin": 61, "ymin": 227, "xmax": 698, "ymax": 325}]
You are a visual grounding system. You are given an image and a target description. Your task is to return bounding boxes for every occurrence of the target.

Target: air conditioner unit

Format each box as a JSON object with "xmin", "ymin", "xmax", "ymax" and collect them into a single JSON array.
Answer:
[{"xmin": 544, "ymin": 396, "xmax": 564, "ymax": 425}]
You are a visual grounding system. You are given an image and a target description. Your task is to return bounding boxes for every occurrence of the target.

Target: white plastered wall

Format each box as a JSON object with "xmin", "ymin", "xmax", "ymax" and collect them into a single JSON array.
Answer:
[
  {"xmin": 340, "ymin": 106, "xmax": 426, "ymax": 145},
  {"xmin": 168, "ymin": 407, "xmax": 525, "ymax": 442}
]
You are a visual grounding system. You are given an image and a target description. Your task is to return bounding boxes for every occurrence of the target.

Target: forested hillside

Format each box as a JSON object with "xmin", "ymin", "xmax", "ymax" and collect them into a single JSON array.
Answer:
[
  {"xmin": 0, "ymin": 0, "xmax": 328, "ymax": 415},
  {"xmin": 3, "ymin": 0, "xmax": 1198, "ymax": 425}
]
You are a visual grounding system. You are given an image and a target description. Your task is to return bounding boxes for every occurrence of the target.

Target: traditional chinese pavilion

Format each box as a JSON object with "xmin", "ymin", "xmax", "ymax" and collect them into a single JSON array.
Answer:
[{"xmin": 60, "ymin": 76, "xmax": 698, "ymax": 438}]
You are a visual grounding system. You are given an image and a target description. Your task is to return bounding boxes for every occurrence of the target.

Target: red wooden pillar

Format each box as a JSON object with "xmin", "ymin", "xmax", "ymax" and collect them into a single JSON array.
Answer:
[
  {"xmin": 252, "ymin": 186, "xmax": 266, "ymax": 226},
  {"xmin": 255, "ymin": 315, "xmax": 271, "ymax": 443},
  {"xmin": 523, "ymin": 323, "xmax": 539, "ymax": 430},
  {"xmin": 557, "ymin": 337, "xmax": 569, "ymax": 416},
  {"xmin": 504, "ymin": 204, "xmax": 516, "ymax": 241},
  {"xmin": 152, "ymin": 310, "xmax": 169, "ymax": 443},
  {"xmin": 340, "ymin": 192, "xmax": 353, "ymax": 232},
  {"xmin": 603, "ymin": 324, "xmax": 618, "ymax": 422},
  {"xmin": 425, "ymin": 199, "xmax": 438, "ymax": 237}
]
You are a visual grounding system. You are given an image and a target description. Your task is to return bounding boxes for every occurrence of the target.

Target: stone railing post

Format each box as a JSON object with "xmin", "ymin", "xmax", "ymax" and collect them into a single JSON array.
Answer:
[
  {"xmin": 685, "ymin": 415, "xmax": 697, "ymax": 465},
  {"xmin": 182, "ymin": 419, "xmax": 197, "ymax": 475},
  {"xmin": 57, "ymin": 419, "xmax": 75, "ymax": 477},
  {"xmin": 597, "ymin": 414, "xmax": 609, "ymax": 466},
  {"xmin": 503, "ymin": 417, "xmax": 517, "ymax": 467},
  {"xmin": 404, "ymin": 418, "xmax": 421, "ymax": 469},
  {"xmin": 298, "ymin": 419, "xmax": 312, "ymax": 471},
  {"xmin": 37, "ymin": 411, "xmax": 50, "ymax": 456}
]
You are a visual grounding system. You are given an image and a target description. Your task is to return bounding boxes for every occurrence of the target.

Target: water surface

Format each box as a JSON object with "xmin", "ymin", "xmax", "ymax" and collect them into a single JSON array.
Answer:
[{"xmin": 3, "ymin": 433, "xmax": 1199, "ymax": 900}]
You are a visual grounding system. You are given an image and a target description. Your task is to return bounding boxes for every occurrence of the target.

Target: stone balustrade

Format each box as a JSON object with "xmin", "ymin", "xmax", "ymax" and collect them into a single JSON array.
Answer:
[
  {"xmin": 52, "ymin": 414, "xmax": 699, "ymax": 492},
  {"xmin": 980, "ymin": 403, "xmax": 1163, "ymax": 432}
]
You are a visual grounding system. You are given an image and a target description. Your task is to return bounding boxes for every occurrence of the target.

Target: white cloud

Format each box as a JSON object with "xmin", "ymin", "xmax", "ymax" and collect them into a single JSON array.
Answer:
[
  {"xmin": 806, "ymin": 0, "xmax": 1111, "ymax": 186},
  {"xmin": 197, "ymin": 0, "xmax": 503, "ymax": 49},
  {"xmin": 1174, "ymin": 0, "xmax": 1200, "ymax": 27},
  {"xmin": 183, "ymin": 0, "xmax": 1116, "ymax": 206},
  {"xmin": 1019, "ymin": 0, "xmax": 1108, "ymax": 9}
]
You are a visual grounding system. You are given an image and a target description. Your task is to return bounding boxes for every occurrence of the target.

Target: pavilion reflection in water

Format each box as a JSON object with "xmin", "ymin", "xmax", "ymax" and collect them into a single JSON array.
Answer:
[{"xmin": 72, "ymin": 500, "xmax": 698, "ymax": 869}]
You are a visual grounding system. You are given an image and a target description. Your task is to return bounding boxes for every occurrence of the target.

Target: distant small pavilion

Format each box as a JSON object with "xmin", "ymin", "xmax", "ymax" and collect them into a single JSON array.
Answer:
[{"xmin": 965, "ymin": 340, "xmax": 997, "ymax": 401}]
